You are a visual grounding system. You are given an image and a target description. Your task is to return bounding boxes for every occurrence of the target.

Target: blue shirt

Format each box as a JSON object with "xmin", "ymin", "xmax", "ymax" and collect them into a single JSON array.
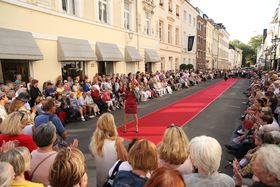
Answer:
[{"xmin": 34, "ymin": 113, "xmax": 65, "ymax": 135}]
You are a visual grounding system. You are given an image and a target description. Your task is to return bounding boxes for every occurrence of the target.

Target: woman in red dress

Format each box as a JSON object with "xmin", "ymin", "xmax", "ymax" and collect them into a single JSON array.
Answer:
[{"xmin": 123, "ymin": 82, "xmax": 138, "ymax": 133}]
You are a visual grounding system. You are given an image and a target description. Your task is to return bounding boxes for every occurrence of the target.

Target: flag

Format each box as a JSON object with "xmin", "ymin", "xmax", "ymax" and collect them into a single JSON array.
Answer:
[{"xmin": 188, "ymin": 36, "xmax": 195, "ymax": 51}]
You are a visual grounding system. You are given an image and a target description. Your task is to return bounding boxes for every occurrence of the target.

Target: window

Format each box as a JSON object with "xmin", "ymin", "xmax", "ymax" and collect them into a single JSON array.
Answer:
[
  {"xmin": 189, "ymin": 14, "xmax": 191, "ymax": 24},
  {"xmin": 98, "ymin": 0, "xmax": 108, "ymax": 23},
  {"xmin": 175, "ymin": 28, "xmax": 179, "ymax": 45},
  {"xmin": 161, "ymin": 57, "xmax": 165, "ymax": 71},
  {"xmin": 145, "ymin": 12, "xmax": 152, "ymax": 35},
  {"xmin": 124, "ymin": 0, "xmax": 130, "ymax": 30},
  {"xmin": 176, "ymin": 5, "xmax": 179, "ymax": 17},
  {"xmin": 159, "ymin": 0, "xmax": 164, "ymax": 6},
  {"xmin": 159, "ymin": 20, "xmax": 164, "ymax": 42},
  {"xmin": 168, "ymin": 25, "xmax": 172, "ymax": 44},
  {"xmin": 184, "ymin": 10, "xmax": 187, "ymax": 22},
  {"xmin": 168, "ymin": 0, "xmax": 172, "ymax": 12},
  {"xmin": 193, "ymin": 18, "xmax": 196, "ymax": 28},
  {"xmin": 62, "ymin": 0, "xmax": 77, "ymax": 15}
]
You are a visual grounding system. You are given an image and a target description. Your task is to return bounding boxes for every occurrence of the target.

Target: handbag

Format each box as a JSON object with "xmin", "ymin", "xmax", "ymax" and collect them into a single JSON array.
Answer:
[{"xmin": 103, "ymin": 160, "xmax": 124, "ymax": 187}]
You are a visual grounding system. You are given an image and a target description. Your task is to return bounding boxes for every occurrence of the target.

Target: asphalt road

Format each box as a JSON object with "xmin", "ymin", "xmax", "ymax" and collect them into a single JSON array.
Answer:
[{"xmin": 65, "ymin": 78, "xmax": 249, "ymax": 187}]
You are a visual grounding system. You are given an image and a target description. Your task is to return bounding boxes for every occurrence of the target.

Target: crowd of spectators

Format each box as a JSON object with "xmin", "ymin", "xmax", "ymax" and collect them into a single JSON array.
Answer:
[{"xmin": 1, "ymin": 68, "xmax": 278, "ymax": 187}]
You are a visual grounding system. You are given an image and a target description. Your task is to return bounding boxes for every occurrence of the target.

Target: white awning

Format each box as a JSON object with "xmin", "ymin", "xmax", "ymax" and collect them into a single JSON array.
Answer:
[
  {"xmin": 96, "ymin": 42, "xmax": 124, "ymax": 61},
  {"xmin": 125, "ymin": 46, "xmax": 142, "ymax": 62},
  {"xmin": 58, "ymin": 37, "xmax": 97, "ymax": 61},
  {"xmin": 0, "ymin": 27, "xmax": 43, "ymax": 60},
  {"xmin": 145, "ymin": 48, "xmax": 160, "ymax": 62}
]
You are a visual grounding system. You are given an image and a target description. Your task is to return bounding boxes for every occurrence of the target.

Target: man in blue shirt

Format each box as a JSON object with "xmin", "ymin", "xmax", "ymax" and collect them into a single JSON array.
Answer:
[{"xmin": 35, "ymin": 99, "xmax": 68, "ymax": 140}]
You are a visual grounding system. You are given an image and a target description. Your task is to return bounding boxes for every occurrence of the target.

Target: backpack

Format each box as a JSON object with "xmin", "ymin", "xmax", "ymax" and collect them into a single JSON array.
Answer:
[{"xmin": 103, "ymin": 160, "xmax": 124, "ymax": 187}]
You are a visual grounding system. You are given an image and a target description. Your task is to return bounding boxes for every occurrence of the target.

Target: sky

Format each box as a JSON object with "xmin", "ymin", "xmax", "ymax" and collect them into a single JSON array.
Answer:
[{"xmin": 190, "ymin": 0, "xmax": 279, "ymax": 44}]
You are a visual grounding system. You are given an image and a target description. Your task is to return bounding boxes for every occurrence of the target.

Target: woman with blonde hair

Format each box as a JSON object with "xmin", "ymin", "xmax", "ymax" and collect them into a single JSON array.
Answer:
[
  {"xmin": 89, "ymin": 113, "xmax": 127, "ymax": 186},
  {"xmin": 49, "ymin": 147, "xmax": 88, "ymax": 187},
  {"xmin": 0, "ymin": 147, "xmax": 43, "ymax": 187},
  {"xmin": 158, "ymin": 124, "xmax": 193, "ymax": 174},
  {"xmin": 113, "ymin": 139, "xmax": 158, "ymax": 187},
  {"xmin": 0, "ymin": 112, "xmax": 37, "ymax": 152}
]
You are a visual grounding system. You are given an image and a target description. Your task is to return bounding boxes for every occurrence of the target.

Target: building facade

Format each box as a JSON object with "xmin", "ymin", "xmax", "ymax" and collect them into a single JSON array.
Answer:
[
  {"xmin": 205, "ymin": 19, "xmax": 214, "ymax": 69},
  {"xmin": 0, "ymin": 0, "xmax": 160, "ymax": 87},
  {"xmin": 196, "ymin": 14, "xmax": 206, "ymax": 69},
  {"xmin": 181, "ymin": 0, "xmax": 198, "ymax": 69},
  {"xmin": 216, "ymin": 23, "xmax": 230, "ymax": 69}
]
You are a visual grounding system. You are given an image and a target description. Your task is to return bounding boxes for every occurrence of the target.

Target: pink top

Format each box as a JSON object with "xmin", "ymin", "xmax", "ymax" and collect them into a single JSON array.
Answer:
[{"xmin": 29, "ymin": 150, "xmax": 57, "ymax": 187}]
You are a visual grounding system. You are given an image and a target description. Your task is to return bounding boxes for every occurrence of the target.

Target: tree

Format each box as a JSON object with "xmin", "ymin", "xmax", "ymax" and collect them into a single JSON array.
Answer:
[
  {"xmin": 186, "ymin": 64, "xmax": 194, "ymax": 70},
  {"xmin": 179, "ymin": 63, "xmax": 188, "ymax": 70},
  {"xmin": 230, "ymin": 36, "xmax": 260, "ymax": 67}
]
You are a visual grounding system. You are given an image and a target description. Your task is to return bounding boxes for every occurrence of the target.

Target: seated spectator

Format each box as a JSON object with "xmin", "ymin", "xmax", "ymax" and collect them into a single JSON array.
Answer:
[
  {"xmin": 0, "ymin": 91, "xmax": 8, "ymax": 124},
  {"xmin": 183, "ymin": 135, "xmax": 235, "ymax": 187},
  {"xmin": 158, "ymin": 124, "xmax": 193, "ymax": 175},
  {"xmin": 78, "ymin": 92, "xmax": 95, "ymax": 118},
  {"xmin": 0, "ymin": 147, "xmax": 43, "ymax": 186},
  {"xmin": 144, "ymin": 167, "xmax": 186, "ymax": 187},
  {"xmin": 0, "ymin": 112, "xmax": 37, "ymax": 152},
  {"xmin": 85, "ymin": 91, "xmax": 100, "ymax": 116},
  {"xmin": 44, "ymin": 82, "xmax": 56, "ymax": 98},
  {"xmin": 102, "ymin": 88, "xmax": 115, "ymax": 111},
  {"xmin": 34, "ymin": 100, "xmax": 68, "ymax": 141},
  {"xmin": 0, "ymin": 162, "xmax": 15, "ymax": 187},
  {"xmin": 69, "ymin": 92, "xmax": 85, "ymax": 121},
  {"xmin": 91, "ymin": 85, "xmax": 106, "ymax": 113},
  {"xmin": 49, "ymin": 147, "xmax": 88, "ymax": 187},
  {"xmin": 113, "ymin": 139, "xmax": 158, "ymax": 187},
  {"xmin": 234, "ymin": 144, "xmax": 280, "ymax": 187},
  {"xmin": 60, "ymin": 93, "xmax": 75, "ymax": 122},
  {"xmin": 89, "ymin": 113, "xmax": 127, "ymax": 186},
  {"xmin": 30, "ymin": 122, "xmax": 57, "ymax": 186}
]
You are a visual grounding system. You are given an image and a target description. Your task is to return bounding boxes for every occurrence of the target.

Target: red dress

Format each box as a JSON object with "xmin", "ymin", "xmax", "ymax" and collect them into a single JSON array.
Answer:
[
  {"xmin": 0, "ymin": 134, "xmax": 37, "ymax": 152},
  {"xmin": 125, "ymin": 91, "xmax": 137, "ymax": 114}
]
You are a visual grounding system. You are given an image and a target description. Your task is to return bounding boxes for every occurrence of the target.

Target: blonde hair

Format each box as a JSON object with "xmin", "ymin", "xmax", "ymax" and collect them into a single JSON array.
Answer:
[
  {"xmin": 49, "ymin": 147, "xmax": 86, "ymax": 187},
  {"xmin": 0, "ymin": 147, "xmax": 30, "ymax": 176},
  {"xmin": 0, "ymin": 162, "xmax": 14, "ymax": 187},
  {"xmin": 188, "ymin": 136, "xmax": 222, "ymax": 175},
  {"xmin": 0, "ymin": 112, "xmax": 30, "ymax": 135},
  {"xmin": 128, "ymin": 139, "xmax": 158, "ymax": 173},
  {"xmin": 89, "ymin": 113, "xmax": 118, "ymax": 157},
  {"xmin": 158, "ymin": 125, "xmax": 189, "ymax": 165}
]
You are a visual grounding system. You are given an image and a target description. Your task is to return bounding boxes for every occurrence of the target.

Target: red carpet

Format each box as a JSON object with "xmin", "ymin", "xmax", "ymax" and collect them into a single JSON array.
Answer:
[{"xmin": 117, "ymin": 79, "xmax": 237, "ymax": 144}]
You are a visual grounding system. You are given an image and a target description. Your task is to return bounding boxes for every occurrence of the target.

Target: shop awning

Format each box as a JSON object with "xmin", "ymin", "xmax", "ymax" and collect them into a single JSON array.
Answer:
[
  {"xmin": 58, "ymin": 37, "xmax": 97, "ymax": 61},
  {"xmin": 0, "ymin": 27, "xmax": 43, "ymax": 60},
  {"xmin": 145, "ymin": 48, "xmax": 160, "ymax": 62},
  {"xmin": 125, "ymin": 46, "xmax": 142, "ymax": 62},
  {"xmin": 96, "ymin": 42, "xmax": 123, "ymax": 61}
]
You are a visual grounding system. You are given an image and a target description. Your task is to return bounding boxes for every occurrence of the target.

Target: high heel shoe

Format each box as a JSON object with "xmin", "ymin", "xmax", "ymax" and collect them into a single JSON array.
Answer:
[{"xmin": 135, "ymin": 126, "xmax": 139, "ymax": 133}]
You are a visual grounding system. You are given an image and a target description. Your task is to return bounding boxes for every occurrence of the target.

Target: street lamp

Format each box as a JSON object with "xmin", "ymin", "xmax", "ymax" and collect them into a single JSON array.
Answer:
[{"xmin": 271, "ymin": 35, "xmax": 280, "ymax": 70}]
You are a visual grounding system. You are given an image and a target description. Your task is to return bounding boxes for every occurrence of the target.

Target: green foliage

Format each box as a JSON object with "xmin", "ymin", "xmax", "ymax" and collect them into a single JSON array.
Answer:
[
  {"xmin": 230, "ymin": 35, "xmax": 262, "ymax": 66},
  {"xmin": 186, "ymin": 64, "xmax": 194, "ymax": 70},
  {"xmin": 179, "ymin": 63, "xmax": 188, "ymax": 70}
]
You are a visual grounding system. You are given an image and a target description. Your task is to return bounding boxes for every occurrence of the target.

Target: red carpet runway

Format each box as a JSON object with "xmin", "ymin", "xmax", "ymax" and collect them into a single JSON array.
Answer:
[{"xmin": 117, "ymin": 79, "xmax": 237, "ymax": 144}]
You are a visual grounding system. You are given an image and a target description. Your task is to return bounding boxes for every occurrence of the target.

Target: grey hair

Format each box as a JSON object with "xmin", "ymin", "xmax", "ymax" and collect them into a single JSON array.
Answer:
[
  {"xmin": 0, "ymin": 162, "xmax": 14, "ymax": 187},
  {"xmin": 33, "ymin": 122, "xmax": 57, "ymax": 147},
  {"xmin": 188, "ymin": 135, "xmax": 222, "ymax": 175},
  {"xmin": 270, "ymin": 131, "xmax": 280, "ymax": 144},
  {"xmin": 256, "ymin": 144, "xmax": 280, "ymax": 181}
]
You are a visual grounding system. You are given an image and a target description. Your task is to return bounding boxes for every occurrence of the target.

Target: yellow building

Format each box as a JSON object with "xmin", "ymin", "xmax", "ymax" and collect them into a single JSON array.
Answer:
[
  {"xmin": 156, "ymin": 0, "xmax": 184, "ymax": 71},
  {"xmin": 0, "ymin": 0, "xmax": 160, "ymax": 87},
  {"xmin": 216, "ymin": 24, "xmax": 230, "ymax": 69}
]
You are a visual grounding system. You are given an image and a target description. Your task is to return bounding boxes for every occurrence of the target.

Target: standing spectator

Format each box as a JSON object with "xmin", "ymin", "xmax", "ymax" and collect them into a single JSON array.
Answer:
[
  {"xmin": 0, "ymin": 147, "xmax": 43, "ymax": 187},
  {"xmin": 113, "ymin": 139, "xmax": 158, "ymax": 187},
  {"xmin": 29, "ymin": 79, "xmax": 42, "ymax": 107},
  {"xmin": 49, "ymin": 147, "xmax": 88, "ymax": 187},
  {"xmin": 183, "ymin": 136, "xmax": 235, "ymax": 187},
  {"xmin": 0, "ymin": 92, "xmax": 8, "ymax": 124},
  {"xmin": 89, "ymin": 113, "xmax": 127, "ymax": 186},
  {"xmin": 123, "ymin": 82, "xmax": 138, "ymax": 133},
  {"xmin": 30, "ymin": 122, "xmax": 57, "ymax": 186},
  {"xmin": 14, "ymin": 74, "xmax": 22, "ymax": 89},
  {"xmin": 144, "ymin": 167, "xmax": 186, "ymax": 187},
  {"xmin": 158, "ymin": 125, "xmax": 193, "ymax": 174}
]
